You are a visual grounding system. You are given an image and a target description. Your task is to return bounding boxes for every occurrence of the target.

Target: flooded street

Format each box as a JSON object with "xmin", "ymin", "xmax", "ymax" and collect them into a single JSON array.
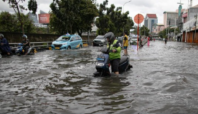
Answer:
[{"xmin": 1, "ymin": 40, "xmax": 198, "ymax": 114}]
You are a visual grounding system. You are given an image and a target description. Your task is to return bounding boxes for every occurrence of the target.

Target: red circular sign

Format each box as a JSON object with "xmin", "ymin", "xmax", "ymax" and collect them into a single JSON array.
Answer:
[{"xmin": 134, "ymin": 14, "xmax": 144, "ymax": 24}]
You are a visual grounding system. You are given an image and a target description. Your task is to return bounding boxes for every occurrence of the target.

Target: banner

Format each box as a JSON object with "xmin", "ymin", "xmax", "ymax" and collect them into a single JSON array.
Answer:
[{"xmin": 38, "ymin": 14, "xmax": 50, "ymax": 24}]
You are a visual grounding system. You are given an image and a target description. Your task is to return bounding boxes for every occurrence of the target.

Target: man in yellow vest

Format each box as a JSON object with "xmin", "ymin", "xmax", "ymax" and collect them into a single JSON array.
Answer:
[
  {"xmin": 104, "ymin": 32, "xmax": 121, "ymax": 75},
  {"xmin": 123, "ymin": 32, "xmax": 129, "ymax": 56}
]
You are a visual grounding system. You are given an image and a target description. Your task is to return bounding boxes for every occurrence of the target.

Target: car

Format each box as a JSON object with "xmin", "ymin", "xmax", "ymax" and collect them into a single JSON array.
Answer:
[
  {"xmin": 51, "ymin": 34, "xmax": 83, "ymax": 50},
  {"xmin": 117, "ymin": 36, "xmax": 123, "ymax": 44},
  {"xmin": 130, "ymin": 38, "xmax": 138, "ymax": 45},
  {"xmin": 93, "ymin": 35, "xmax": 107, "ymax": 46}
]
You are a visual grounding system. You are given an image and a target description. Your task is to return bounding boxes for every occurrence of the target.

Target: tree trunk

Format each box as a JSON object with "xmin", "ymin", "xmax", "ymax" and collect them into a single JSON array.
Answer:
[
  {"xmin": 78, "ymin": 30, "xmax": 82, "ymax": 37},
  {"xmin": 16, "ymin": 4, "xmax": 24, "ymax": 34}
]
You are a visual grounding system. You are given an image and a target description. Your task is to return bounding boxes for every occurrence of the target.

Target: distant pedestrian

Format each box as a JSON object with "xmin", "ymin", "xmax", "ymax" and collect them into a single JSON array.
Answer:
[
  {"xmin": 177, "ymin": 35, "xmax": 181, "ymax": 42},
  {"xmin": 165, "ymin": 36, "xmax": 168, "ymax": 44},
  {"xmin": 123, "ymin": 31, "xmax": 129, "ymax": 56},
  {"xmin": 147, "ymin": 36, "xmax": 150, "ymax": 47},
  {"xmin": 0, "ymin": 33, "xmax": 11, "ymax": 55}
]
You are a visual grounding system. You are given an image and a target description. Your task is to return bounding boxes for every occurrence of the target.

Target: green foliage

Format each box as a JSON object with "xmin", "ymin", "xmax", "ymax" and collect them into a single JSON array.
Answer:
[
  {"xmin": 140, "ymin": 25, "xmax": 150, "ymax": 36},
  {"xmin": 96, "ymin": 0, "xmax": 134, "ymax": 36},
  {"xmin": 28, "ymin": 0, "xmax": 37, "ymax": 14},
  {"xmin": 3, "ymin": 0, "xmax": 37, "ymax": 34},
  {"xmin": 0, "ymin": 12, "xmax": 17, "ymax": 32},
  {"xmin": 50, "ymin": 0, "xmax": 98, "ymax": 35},
  {"xmin": 133, "ymin": 25, "xmax": 150, "ymax": 36},
  {"xmin": 158, "ymin": 27, "xmax": 180, "ymax": 38},
  {"xmin": 0, "ymin": 12, "xmax": 35, "ymax": 33}
]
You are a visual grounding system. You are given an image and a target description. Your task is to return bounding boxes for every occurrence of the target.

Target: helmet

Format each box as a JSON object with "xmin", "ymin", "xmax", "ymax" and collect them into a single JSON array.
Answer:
[
  {"xmin": 22, "ymin": 34, "xmax": 27, "ymax": 39},
  {"xmin": 104, "ymin": 32, "xmax": 115, "ymax": 43},
  {"xmin": 0, "ymin": 33, "xmax": 4, "ymax": 37}
]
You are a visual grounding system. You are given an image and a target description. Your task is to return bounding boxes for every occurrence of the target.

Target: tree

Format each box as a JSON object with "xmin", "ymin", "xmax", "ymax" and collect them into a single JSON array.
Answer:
[
  {"xmin": 123, "ymin": 17, "xmax": 134, "ymax": 35},
  {"xmin": 50, "ymin": 0, "xmax": 98, "ymax": 35},
  {"xmin": 0, "ymin": 11, "xmax": 35, "ymax": 33},
  {"xmin": 2, "ymin": 0, "xmax": 37, "ymax": 34},
  {"xmin": 158, "ymin": 27, "xmax": 180, "ymax": 38},
  {"xmin": 140, "ymin": 25, "xmax": 150, "ymax": 36},
  {"xmin": 0, "ymin": 12, "xmax": 17, "ymax": 32},
  {"xmin": 133, "ymin": 25, "xmax": 150, "ymax": 36},
  {"xmin": 74, "ymin": 0, "xmax": 98, "ymax": 36},
  {"xmin": 96, "ymin": 0, "xmax": 114, "ymax": 35},
  {"xmin": 96, "ymin": 0, "xmax": 134, "ymax": 36}
]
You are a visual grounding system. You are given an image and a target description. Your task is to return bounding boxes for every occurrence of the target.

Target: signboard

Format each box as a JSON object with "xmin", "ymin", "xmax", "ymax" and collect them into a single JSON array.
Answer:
[
  {"xmin": 134, "ymin": 14, "xmax": 144, "ymax": 24},
  {"xmin": 134, "ymin": 14, "xmax": 144, "ymax": 51},
  {"xmin": 38, "ymin": 14, "xmax": 50, "ymax": 24}
]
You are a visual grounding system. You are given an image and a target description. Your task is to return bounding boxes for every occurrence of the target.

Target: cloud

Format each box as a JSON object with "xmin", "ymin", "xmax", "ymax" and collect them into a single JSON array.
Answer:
[
  {"xmin": 0, "ymin": 1, "xmax": 14, "ymax": 13},
  {"xmin": 0, "ymin": 0, "xmax": 53, "ymax": 14}
]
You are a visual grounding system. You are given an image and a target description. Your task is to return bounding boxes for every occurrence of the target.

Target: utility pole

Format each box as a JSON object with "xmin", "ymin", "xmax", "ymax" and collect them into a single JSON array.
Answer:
[{"xmin": 168, "ymin": 19, "xmax": 170, "ymax": 40}]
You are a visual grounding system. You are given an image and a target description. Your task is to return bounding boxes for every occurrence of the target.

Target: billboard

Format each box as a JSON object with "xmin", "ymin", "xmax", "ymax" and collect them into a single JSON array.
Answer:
[{"xmin": 38, "ymin": 14, "xmax": 50, "ymax": 24}]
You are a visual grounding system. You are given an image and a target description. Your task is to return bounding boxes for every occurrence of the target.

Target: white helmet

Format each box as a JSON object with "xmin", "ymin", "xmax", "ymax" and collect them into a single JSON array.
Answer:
[
  {"xmin": 22, "ymin": 34, "xmax": 28, "ymax": 39},
  {"xmin": 0, "ymin": 33, "xmax": 4, "ymax": 37}
]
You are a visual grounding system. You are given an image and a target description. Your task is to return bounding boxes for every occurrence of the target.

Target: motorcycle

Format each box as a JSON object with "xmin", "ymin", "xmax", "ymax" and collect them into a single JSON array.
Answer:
[
  {"xmin": 93, "ymin": 47, "xmax": 132, "ymax": 77},
  {"xmin": 15, "ymin": 43, "xmax": 36, "ymax": 56}
]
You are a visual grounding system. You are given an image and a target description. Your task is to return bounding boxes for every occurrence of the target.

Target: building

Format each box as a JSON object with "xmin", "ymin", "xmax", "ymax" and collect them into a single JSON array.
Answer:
[
  {"xmin": 28, "ymin": 13, "xmax": 38, "ymax": 24},
  {"xmin": 187, "ymin": 4, "xmax": 198, "ymax": 21},
  {"xmin": 182, "ymin": 4, "xmax": 198, "ymax": 43},
  {"xmin": 27, "ymin": 11, "xmax": 49, "ymax": 28},
  {"xmin": 144, "ymin": 14, "xmax": 158, "ymax": 33},
  {"xmin": 163, "ymin": 11, "xmax": 178, "ymax": 28},
  {"xmin": 152, "ymin": 24, "xmax": 165, "ymax": 34}
]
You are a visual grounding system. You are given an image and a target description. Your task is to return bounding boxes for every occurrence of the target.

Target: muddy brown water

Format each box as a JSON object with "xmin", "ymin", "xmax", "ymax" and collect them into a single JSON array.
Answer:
[{"xmin": 1, "ymin": 41, "xmax": 198, "ymax": 114}]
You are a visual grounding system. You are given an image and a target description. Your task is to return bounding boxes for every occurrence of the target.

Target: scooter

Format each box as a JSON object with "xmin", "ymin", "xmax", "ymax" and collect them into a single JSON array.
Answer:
[
  {"xmin": 15, "ymin": 43, "xmax": 36, "ymax": 56},
  {"xmin": 93, "ymin": 47, "xmax": 132, "ymax": 77}
]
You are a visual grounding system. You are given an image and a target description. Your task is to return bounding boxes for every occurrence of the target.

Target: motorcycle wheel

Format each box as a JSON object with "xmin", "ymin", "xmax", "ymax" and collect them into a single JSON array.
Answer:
[
  {"xmin": 29, "ymin": 49, "xmax": 35, "ymax": 55},
  {"xmin": 16, "ymin": 52, "xmax": 21, "ymax": 56}
]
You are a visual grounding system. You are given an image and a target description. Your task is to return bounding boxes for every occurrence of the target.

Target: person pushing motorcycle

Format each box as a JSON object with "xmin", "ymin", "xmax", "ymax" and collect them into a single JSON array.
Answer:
[{"xmin": 104, "ymin": 32, "xmax": 121, "ymax": 75}]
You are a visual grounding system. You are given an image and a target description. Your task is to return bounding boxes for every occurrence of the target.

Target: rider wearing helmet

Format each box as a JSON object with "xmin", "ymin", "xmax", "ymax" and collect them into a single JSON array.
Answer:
[
  {"xmin": 104, "ymin": 32, "xmax": 121, "ymax": 75},
  {"xmin": 22, "ymin": 34, "xmax": 30, "ymax": 55}
]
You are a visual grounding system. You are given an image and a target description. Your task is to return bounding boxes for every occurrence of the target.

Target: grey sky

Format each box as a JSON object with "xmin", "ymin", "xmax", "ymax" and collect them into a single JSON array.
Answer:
[{"xmin": 0, "ymin": 0, "xmax": 198, "ymax": 24}]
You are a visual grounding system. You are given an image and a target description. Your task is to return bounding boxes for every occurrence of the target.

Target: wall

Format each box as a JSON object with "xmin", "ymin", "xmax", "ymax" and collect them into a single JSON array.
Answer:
[
  {"xmin": 167, "ymin": 13, "xmax": 178, "ymax": 26},
  {"xmin": 182, "ymin": 30, "xmax": 198, "ymax": 43},
  {"xmin": 188, "ymin": 7, "xmax": 198, "ymax": 21},
  {"xmin": 0, "ymin": 32, "xmax": 96, "ymax": 43},
  {"xmin": 164, "ymin": 12, "xmax": 178, "ymax": 28}
]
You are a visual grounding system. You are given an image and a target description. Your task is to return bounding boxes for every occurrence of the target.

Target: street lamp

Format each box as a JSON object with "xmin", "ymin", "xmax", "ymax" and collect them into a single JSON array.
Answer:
[
  {"xmin": 122, "ymin": 0, "xmax": 131, "ymax": 33},
  {"xmin": 122, "ymin": 0, "xmax": 131, "ymax": 13}
]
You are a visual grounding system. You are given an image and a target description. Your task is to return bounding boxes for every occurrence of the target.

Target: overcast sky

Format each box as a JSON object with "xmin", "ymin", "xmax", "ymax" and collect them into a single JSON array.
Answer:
[{"xmin": 0, "ymin": 0, "xmax": 198, "ymax": 25}]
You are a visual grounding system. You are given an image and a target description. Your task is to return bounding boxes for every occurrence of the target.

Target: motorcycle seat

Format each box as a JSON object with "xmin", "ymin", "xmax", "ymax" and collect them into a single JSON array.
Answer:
[{"xmin": 119, "ymin": 56, "xmax": 128, "ymax": 64}]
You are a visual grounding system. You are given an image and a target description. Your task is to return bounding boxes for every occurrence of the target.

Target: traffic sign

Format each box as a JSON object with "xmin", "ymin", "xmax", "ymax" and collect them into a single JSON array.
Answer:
[{"xmin": 134, "ymin": 14, "xmax": 144, "ymax": 24}]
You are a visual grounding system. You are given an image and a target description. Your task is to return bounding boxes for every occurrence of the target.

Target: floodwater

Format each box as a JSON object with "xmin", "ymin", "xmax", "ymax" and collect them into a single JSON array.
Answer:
[{"xmin": 1, "ymin": 41, "xmax": 198, "ymax": 114}]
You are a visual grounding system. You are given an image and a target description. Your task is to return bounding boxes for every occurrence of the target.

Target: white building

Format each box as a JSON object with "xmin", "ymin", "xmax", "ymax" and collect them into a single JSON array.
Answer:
[{"xmin": 144, "ymin": 14, "xmax": 158, "ymax": 33}]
